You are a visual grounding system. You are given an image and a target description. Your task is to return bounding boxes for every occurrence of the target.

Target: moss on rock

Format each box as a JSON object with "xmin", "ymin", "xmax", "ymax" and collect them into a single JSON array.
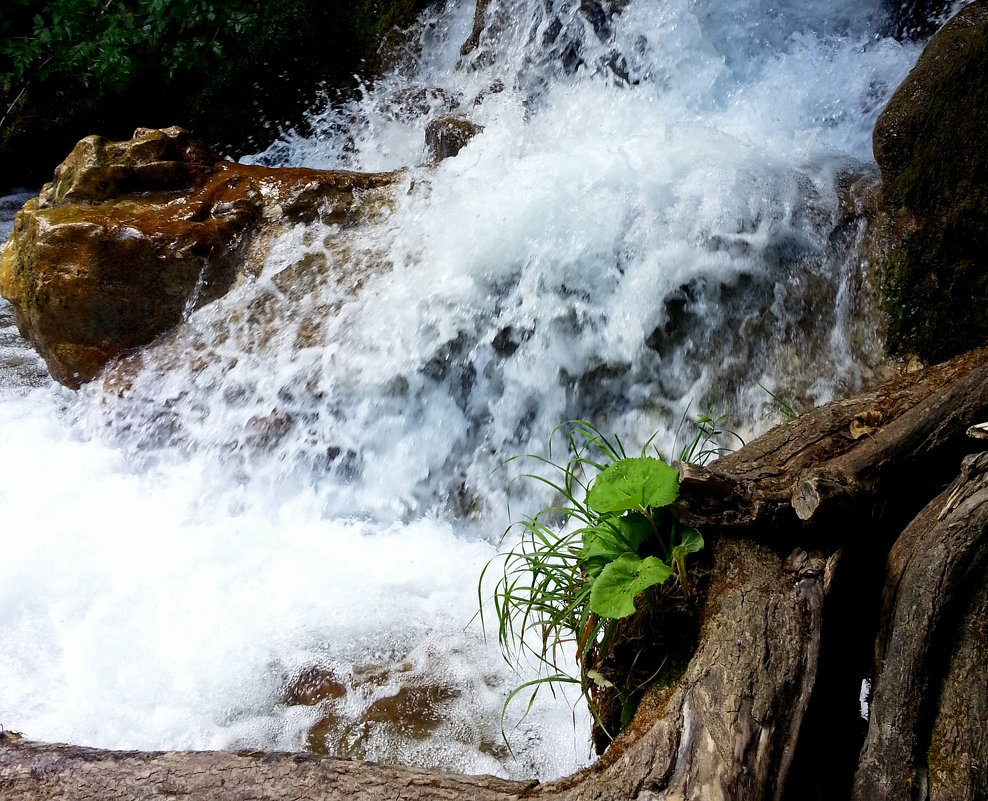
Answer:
[{"xmin": 874, "ymin": 0, "xmax": 988, "ymax": 363}]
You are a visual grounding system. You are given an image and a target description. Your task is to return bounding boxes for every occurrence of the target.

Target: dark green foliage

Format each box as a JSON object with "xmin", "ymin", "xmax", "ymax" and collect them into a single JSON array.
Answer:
[
  {"xmin": 0, "ymin": 0, "xmax": 433, "ymax": 188},
  {"xmin": 0, "ymin": 0, "xmax": 254, "ymax": 97}
]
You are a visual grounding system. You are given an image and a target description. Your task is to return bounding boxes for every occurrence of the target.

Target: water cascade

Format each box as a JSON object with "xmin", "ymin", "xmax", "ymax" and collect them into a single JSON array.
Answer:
[{"xmin": 0, "ymin": 0, "xmax": 931, "ymax": 781}]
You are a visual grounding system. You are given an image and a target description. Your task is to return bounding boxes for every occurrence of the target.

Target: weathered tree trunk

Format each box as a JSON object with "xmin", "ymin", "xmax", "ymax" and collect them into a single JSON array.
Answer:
[
  {"xmin": 677, "ymin": 346, "xmax": 988, "ymax": 533},
  {"xmin": 852, "ymin": 451, "xmax": 988, "ymax": 801},
  {"xmin": 3, "ymin": 349, "xmax": 987, "ymax": 801},
  {"xmin": 556, "ymin": 540, "xmax": 832, "ymax": 801}
]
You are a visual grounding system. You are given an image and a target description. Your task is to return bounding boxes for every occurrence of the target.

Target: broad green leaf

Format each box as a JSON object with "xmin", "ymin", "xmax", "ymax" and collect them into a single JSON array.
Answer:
[
  {"xmin": 589, "ymin": 554, "xmax": 673, "ymax": 619},
  {"xmin": 580, "ymin": 513, "xmax": 653, "ymax": 577},
  {"xmin": 612, "ymin": 512, "xmax": 654, "ymax": 550},
  {"xmin": 581, "ymin": 529, "xmax": 626, "ymax": 578},
  {"xmin": 586, "ymin": 457, "xmax": 679, "ymax": 514},
  {"xmin": 679, "ymin": 528, "xmax": 704, "ymax": 553},
  {"xmin": 672, "ymin": 528, "xmax": 704, "ymax": 566}
]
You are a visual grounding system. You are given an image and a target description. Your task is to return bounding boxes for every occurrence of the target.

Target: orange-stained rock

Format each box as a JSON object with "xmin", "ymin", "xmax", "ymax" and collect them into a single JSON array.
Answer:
[{"xmin": 0, "ymin": 126, "xmax": 398, "ymax": 387}]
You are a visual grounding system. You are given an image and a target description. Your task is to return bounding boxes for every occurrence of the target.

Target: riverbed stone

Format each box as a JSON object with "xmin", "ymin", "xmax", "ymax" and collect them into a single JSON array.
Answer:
[
  {"xmin": 424, "ymin": 115, "xmax": 483, "ymax": 161},
  {"xmin": 873, "ymin": 0, "xmax": 988, "ymax": 363},
  {"xmin": 0, "ymin": 126, "xmax": 398, "ymax": 387}
]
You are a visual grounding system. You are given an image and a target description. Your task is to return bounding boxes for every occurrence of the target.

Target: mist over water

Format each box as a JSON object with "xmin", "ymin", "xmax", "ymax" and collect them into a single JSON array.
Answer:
[{"xmin": 0, "ymin": 0, "xmax": 927, "ymax": 780}]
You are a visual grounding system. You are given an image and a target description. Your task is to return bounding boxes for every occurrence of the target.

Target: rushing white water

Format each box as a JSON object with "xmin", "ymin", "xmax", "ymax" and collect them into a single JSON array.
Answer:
[{"xmin": 0, "ymin": 0, "xmax": 933, "ymax": 780}]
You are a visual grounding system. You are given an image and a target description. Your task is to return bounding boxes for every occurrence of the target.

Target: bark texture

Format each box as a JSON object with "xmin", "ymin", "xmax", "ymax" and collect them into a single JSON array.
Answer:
[
  {"xmin": 852, "ymin": 451, "xmax": 988, "ymax": 801},
  {"xmin": 0, "ymin": 731, "xmax": 533, "ymax": 801},
  {"xmin": 677, "ymin": 346, "xmax": 988, "ymax": 532}
]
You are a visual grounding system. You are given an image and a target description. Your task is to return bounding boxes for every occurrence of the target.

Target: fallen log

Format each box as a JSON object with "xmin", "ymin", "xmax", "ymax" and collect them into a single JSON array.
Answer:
[
  {"xmin": 0, "ymin": 540, "xmax": 828, "ymax": 801},
  {"xmin": 0, "ymin": 730, "xmax": 534, "ymax": 801},
  {"xmin": 677, "ymin": 346, "xmax": 988, "ymax": 533}
]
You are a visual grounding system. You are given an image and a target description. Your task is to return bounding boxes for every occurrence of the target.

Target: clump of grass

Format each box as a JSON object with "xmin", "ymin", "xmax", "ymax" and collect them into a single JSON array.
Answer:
[{"xmin": 481, "ymin": 416, "xmax": 740, "ymax": 744}]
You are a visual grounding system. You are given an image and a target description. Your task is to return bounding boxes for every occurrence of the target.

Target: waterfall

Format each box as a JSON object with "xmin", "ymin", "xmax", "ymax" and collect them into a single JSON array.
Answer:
[{"xmin": 0, "ymin": 0, "xmax": 924, "ymax": 781}]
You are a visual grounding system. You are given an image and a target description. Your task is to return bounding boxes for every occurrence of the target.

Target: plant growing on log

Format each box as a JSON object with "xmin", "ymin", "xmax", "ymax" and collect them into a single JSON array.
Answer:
[{"xmin": 482, "ymin": 420, "xmax": 716, "ymax": 740}]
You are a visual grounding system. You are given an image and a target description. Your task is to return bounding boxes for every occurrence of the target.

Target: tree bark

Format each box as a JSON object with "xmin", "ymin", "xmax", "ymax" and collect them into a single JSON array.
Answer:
[
  {"xmin": 852, "ymin": 451, "xmax": 988, "ymax": 801},
  {"xmin": 927, "ymin": 573, "xmax": 988, "ymax": 801},
  {"xmin": 677, "ymin": 346, "xmax": 988, "ymax": 533},
  {"xmin": 0, "ymin": 731, "xmax": 534, "ymax": 801}
]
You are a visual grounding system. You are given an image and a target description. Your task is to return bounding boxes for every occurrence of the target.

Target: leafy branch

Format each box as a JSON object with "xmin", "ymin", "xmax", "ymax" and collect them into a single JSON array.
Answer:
[{"xmin": 0, "ymin": 0, "xmax": 256, "ymax": 132}]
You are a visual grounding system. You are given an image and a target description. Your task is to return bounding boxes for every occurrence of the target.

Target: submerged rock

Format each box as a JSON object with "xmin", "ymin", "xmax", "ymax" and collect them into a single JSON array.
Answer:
[
  {"xmin": 873, "ymin": 0, "xmax": 988, "ymax": 364},
  {"xmin": 281, "ymin": 657, "xmax": 483, "ymax": 767},
  {"xmin": 0, "ymin": 127, "xmax": 398, "ymax": 388},
  {"xmin": 424, "ymin": 115, "xmax": 484, "ymax": 161}
]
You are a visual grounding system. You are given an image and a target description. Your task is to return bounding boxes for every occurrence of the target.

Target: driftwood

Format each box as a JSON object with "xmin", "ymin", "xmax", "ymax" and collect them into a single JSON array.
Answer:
[
  {"xmin": 677, "ymin": 346, "xmax": 988, "ymax": 531},
  {"xmin": 3, "ymin": 348, "xmax": 987, "ymax": 800}
]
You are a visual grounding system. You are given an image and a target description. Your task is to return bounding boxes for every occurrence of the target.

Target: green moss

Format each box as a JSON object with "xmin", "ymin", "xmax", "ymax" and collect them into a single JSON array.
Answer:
[{"xmin": 878, "ymin": 9, "xmax": 988, "ymax": 362}]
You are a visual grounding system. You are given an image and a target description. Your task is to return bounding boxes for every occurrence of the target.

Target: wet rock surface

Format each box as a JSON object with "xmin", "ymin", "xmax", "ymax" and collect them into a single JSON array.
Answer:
[
  {"xmin": 281, "ymin": 654, "xmax": 507, "ymax": 771},
  {"xmin": 873, "ymin": 1, "xmax": 988, "ymax": 363},
  {"xmin": 0, "ymin": 127, "xmax": 398, "ymax": 388},
  {"xmin": 425, "ymin": 115, "xmax": 484, "ymax": 161}
]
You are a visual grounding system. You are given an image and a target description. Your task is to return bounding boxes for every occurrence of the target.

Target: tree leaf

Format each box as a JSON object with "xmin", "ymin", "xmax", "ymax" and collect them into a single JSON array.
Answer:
[
  {"xmin": 589, "ymin": 554, "xmax": 673, "ymax": 619},
  {"xmin": 585, "ymin": 457, "xmax": 679, "ymax": 514},
  {"xmin": 612, "ymin": 512, "xmax": 655, "ymax": 550},
  {"xmin": 581, "ymin": 529, "xmax": 626, "ymax": 578}
]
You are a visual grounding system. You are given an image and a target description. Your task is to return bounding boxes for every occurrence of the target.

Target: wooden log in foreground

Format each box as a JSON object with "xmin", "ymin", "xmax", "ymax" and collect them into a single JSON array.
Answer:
[
  {"xmin": 0, "ymin": 541, "xmax": 826, "ymax": 801},
  {"xmin": 2, "ymin": 348, "xmax": 987, "ymax": 800},
  {"xmin": 677, "ymin": 346, "xmax": 988, "ymax": 533}
]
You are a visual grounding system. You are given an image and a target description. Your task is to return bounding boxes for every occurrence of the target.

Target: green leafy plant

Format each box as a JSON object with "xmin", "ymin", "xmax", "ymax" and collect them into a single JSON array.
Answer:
[
  {"xmin": 481, "ymin": 420, "xmax": 721, "ymax": 742},
  {"xmin": 1, "ymin": 0, "xmax": 255, "ymax": 130},
  {"xmin": 757, "ymin": 381, "xmax": 801, "ymax": 421}
]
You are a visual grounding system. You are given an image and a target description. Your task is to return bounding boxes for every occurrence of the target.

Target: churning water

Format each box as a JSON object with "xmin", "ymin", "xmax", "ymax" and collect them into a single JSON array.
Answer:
[{"xmin": 0, "ymin": 0, "xmax": 933, "ymax": 780}]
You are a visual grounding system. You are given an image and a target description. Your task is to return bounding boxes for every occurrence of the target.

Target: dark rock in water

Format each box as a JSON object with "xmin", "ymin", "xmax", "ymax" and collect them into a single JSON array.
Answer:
[
  {"xmin": 492, "ymin": 325, "xmax": 530, "ymax": 356},
  {"xmin": 285, "ymin": 666, "xmax": 348, "ymax": 706},
  {"xmin": 284, "ymin": 657, "xmax": 465, "ymax": 762},
  {"xmin": 424, "ymin": 115, "xmax": 484, "ymax": 161},
  {"xmin": 0, "ymin": 127, "xmax": 398, "ymax": 388},
  {"xmin": 459, "ymin": 0, "xmax": 496, "ymax": 58},
  {"xmin": 459, "ymin": 0, "xmax": 630, "ymax": 81},
  {"xmin": 873, "ymin": 0, "xmax": 988, "ymax": 363}
]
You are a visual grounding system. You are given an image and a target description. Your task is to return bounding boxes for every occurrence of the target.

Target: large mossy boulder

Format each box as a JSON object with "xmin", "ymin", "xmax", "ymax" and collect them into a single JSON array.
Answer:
[
  {"xmin": 0, "ymin": 127, "xmax": 397, "ymax": 388},
  {"xmin": 874, "ymin": 0, "xmax": 988, "ymax": 363}
]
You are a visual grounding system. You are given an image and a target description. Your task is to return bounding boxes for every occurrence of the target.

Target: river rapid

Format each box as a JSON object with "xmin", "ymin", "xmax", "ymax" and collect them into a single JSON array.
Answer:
[{"xmin": 0, "ymin": 0, "xmax": 944, "ymax": 781}]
